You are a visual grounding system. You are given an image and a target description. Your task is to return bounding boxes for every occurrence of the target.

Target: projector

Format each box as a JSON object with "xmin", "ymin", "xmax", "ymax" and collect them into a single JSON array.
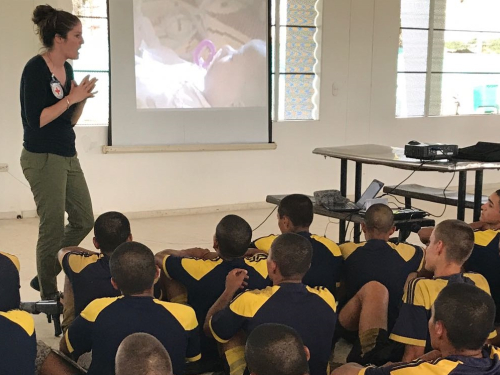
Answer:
[{"xmin": 404, "ymin": 142, "xmax": 458, "ymax": 160}]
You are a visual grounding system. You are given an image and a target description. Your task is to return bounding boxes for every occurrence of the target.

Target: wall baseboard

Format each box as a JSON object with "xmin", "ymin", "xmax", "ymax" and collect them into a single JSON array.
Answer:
[{"xmin": 0, "ymin": 202, "xmax": 274, "ymax": 220}]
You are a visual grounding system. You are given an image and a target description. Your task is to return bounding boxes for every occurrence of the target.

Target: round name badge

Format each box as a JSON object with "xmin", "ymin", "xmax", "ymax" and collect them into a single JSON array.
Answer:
[{"xmin": 50, "ymin": 81, "xmax": 64, "ymax": 99}]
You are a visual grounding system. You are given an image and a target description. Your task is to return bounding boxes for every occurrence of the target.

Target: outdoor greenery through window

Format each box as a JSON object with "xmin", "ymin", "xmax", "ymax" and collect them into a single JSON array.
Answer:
[
  {"xmin": 71, "ymin": 0, "xmax": 322, "ymax": 125},
  {"xmin": 72, "ymin": 0, "xmax": 110, "ymax": 126},
  {"xmin": 397, "ymin": 0, "xmax": 500, "ymax": 117},
  {"xmin": 271, "ymin": 0, "xmax": 322, "ymax": 121}
]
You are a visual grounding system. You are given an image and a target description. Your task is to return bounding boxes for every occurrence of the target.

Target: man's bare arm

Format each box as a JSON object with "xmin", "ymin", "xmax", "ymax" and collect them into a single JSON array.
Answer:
[
  {"xmin": 203, "ymin": 269, "xmax": 248, "ymax": 336},
  {"xmin": 402, "ymin": 344, "xmax": 425, "ymax": 362},
  {"xmin": 57, "ymin": 246, "xmax": 99, "ymax": 266}
]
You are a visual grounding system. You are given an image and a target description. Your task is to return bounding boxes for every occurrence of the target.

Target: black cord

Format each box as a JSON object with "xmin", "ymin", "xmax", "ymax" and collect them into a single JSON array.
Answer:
[
  {"xmin": 379, "ymin": 162, "xmax": 426, "ymax": 198},
  {"xmin": 427, "ymin": 170, "xmax": 456, "ymax": 218},
  {"xmin": 252, "ymin": 206, "xmax": 277, "ymax": 232}
]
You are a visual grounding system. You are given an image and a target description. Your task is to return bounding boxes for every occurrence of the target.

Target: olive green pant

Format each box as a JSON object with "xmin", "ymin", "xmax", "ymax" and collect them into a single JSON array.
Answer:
[{"xmin": 21, "ymin": 149, "xmax": 94, "ymax": 299}]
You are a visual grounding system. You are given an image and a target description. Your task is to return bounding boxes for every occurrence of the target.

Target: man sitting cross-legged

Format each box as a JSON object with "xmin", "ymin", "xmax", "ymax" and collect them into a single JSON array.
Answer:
[
  {"xmin": 250, "ymin": 194, "xmax": 342, "ymax": 295},
  {"xmin": 245, "ymin": 323, "xmax": 310, "ymax": 375},
  {"xmin": 58, "ymin": 211, "xmax": 132, "ymax": 330},
  {"xmin": 61, "ymin": 241, "xmax": 200, "ymax": 375},
  {"xmin": 390, "ymin": 219, "xmax": 496, "ymax": 362},
  {"xmin": 338, "ymin": 204, "xmax": 424, "ymax": 364},
  {"xmin": 205, "ymin": 233, "xmax": 337, "ymax": 375},
  {"xmin": 155, "ymin": 214, "xmax": 270, "ymax": 373},
  {"xmin": 332, "ymin": 283, "xmax": 500, "ymax": 375},
  {"xmin": 115, "ymin": 333, "xmax": 173, "ymax": 375}
]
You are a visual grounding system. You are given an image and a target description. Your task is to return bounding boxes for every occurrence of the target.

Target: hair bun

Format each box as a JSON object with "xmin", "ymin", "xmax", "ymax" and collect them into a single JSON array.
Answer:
[{"xmin": 32, "ymin": 4, "xmax": 58, "ymax": 26}]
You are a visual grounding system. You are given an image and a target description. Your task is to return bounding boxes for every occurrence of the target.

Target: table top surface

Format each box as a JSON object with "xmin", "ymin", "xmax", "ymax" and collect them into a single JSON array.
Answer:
[{"xmin": 313, "ymin": 144, "xmax": 500, "ymax": 172}]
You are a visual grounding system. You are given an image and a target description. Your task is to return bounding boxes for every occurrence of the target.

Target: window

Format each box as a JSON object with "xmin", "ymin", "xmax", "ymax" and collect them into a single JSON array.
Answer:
[
  {"xmin": 397, "ymin": 0, "xmax": 500, "ymax": 117},
  {"xmin": 72, "ymin": 0, "xmax": 110, "ymax": 126},
  {"xmin": 271, "ymin": 0, "xmax": 322, "ymax": 121}
]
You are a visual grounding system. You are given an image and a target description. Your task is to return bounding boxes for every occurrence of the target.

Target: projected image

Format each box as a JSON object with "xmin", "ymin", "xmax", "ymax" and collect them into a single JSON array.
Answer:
[{"xmin": 133, "ymin": 0, "xmax": 268, "ymax": 109}]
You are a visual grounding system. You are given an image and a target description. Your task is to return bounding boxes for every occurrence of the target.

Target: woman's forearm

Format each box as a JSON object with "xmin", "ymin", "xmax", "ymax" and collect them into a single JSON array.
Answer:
[
  {"xmin": 39, "ymin": 97, "xmax": 73, "ymax": 127},
  {"xmin": 71, "ymin": 99, "xmax": 86, "ymax": 125}
]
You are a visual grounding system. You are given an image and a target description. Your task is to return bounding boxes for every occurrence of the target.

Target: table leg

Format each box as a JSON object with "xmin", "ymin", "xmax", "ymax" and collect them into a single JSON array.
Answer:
[
  {"xmin": 474, "ymin": 170, "xmax": 483, "ymax": 222},
  {"xmin": 354, "ymin": 162, "xmax": 362, "ymax": 242},
  {"xmin": 457, "ymin": 171, "xmax": 467, "ymax": 221},
  {"xmin": 339, "ymin": 159, "xmax": 348, "ymax": 243}
]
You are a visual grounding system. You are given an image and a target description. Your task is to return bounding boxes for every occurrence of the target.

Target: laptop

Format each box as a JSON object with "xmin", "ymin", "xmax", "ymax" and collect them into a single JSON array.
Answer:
[{"xmin": 327, "ymin": 179, "xmax": 385, "ymax": 212}]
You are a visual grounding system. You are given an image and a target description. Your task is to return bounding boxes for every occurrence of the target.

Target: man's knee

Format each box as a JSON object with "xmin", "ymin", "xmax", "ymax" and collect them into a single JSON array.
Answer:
[{"xmin": 358, "ymin": 281, "xmax": 389, "ymax": 303}]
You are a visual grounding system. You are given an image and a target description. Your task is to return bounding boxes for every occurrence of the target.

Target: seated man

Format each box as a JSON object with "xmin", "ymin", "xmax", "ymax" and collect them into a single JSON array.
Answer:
[
  {"xmin": 115, "ymin": 333, "xmax": 173, "ymax": 375},
  {"xmin": 58, "ymin": 211, "xmax": 132, "ymax": 330},
  {"xmin": 155, "ymin": 214, "xmax": 270, "ymax": 372},
  {"xmin": 0, "ymin": 251, "xmax": 36, "ymax": 375},
  {"xmin": 418, "ymin": 190, "xmax": 500, "ymax": 330},
  {"xmin": 250, "ymin": 194, "xmax": 342, "ymax": 295},
  {"xmin": 205, "ymin": 233, "xmax": 337, "ymax": 375},
  {"xmin": 390, "ymin": 219, "xmax": 495, "ymax": 362},
  {"xmin": 61, "ymin": 241, "xmax": 200, "ymax": 375},
  {"xmin": 338, "ymin": 204, "xmax": 423, "ymax": 364},
  {"xmin": 245, "ymin": 323, "xmax": 310, "ymax": 375},
  {"xmin": 332, "ymin": 283, "xmax": 500, "ymax": 375}
]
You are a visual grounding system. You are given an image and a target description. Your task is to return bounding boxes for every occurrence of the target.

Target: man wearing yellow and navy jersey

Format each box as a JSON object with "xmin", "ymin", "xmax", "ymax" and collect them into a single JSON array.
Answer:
[
  {"xmin": 338, "ymin": 205, "xmax": 424, "ymax": 365},
  {"xmin": 391, "ymin": 220, "xmax": 496, "ymax": 363},
  {"xmin": 205, "ymin": 233, "xmax": 337, "ymax": 375},
  {"xmin": 61, "ymin": 242, "xmax": 200, "ymax": 375},
  {"xmin": 0, "ymin": 251, "xmax": 37, "ymax": 375},
  {"xmin": 155, "ymin": 215, "xmax": 269, "ymax": 373},
  {"xmin": 419, "ymin": 191, "xmax": 500, "ymax": 326},
  {"xmin": 333, "ymin": 284, "xmax": 500, "ymax": 375},
  {"xmin": 340, "ymin": 204, "xmax": 423, "ymax": 332},
  {"xmin": 58, "ymin": 212, "xmax": 132, "ymax": 330},
  {"xmin": 250, "ymin": 194, "xmax": 342, "ymax": 294}
]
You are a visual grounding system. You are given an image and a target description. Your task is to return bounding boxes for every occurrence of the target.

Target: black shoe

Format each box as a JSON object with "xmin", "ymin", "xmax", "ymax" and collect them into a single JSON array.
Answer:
[{"xmin": 30, "ymin": 276, "xmax": 40, "ymax": 291}]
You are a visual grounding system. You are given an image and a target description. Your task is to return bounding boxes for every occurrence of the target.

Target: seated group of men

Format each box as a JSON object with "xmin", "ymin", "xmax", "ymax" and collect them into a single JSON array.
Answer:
[{"xmin": 2, "ymin": 191, "xmax": 500, "ymax": 375}]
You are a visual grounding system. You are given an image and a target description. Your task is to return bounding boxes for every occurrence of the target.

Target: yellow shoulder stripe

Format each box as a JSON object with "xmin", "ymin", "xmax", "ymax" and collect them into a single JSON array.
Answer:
[
  {"xmin": 0, "ymin": 251, "xmax": 20, "ymax": 272},
  {"xmin": 305, "ymin": 286, "xmax": 337, "ymax": 312},
  {"xmin": 230, "ymin": 286, "xmax": 279, "ymax": 318},
  {"xmin": 489, "ymin": 345, "xmax": 500, "ymax": 359},
  {"xmin": 465, "ymin": 273, "xmax": 491, "ymax": 295},
  {"xmin": 310, "ymin": 235, "xmax": 341, "ymax": 257},
  {"xmin": 68, "ymin": 253, "xmax": 103, "ymax": 274},
  {"xmin": 153, "ymin": 300, "xmax": 198, "ymax": 331},
  {"xmin": 389, "ymin": 333, "xmax": 426, "ymax": 347},
  {"xmin": 243, "ymin": 254, "xmax": 269, "ymax": 278},
  {"xmin": 80, "ymin": 297, "xmax": 121, "ymax": 322},
  {"xmin": 339, "ymin": 242, "xmax": 364, "ymax": 260},
  {"xmin": 0, "ymin": 310, "xmax": 35, "ymax": 336},
  {"xmin": 474, "ymin": 230, "xmax": 500, "ymax": 247},
  {"xmin": 389, "ymin": 242, "xmax": 418, "ymax": 262},
  {"xmin": 180, "ymin": 257, "xmax": 223, "ymax": 281},
  {"xmin": 253, "ymin": 235, "xmax": 278, "ymax": 253}
]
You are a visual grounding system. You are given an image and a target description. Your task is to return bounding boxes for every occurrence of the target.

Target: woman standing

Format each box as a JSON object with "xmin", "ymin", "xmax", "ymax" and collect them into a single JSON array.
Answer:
[{"xmin": 20, "ymin": 4, "xmax": 97, "ymax": 300}]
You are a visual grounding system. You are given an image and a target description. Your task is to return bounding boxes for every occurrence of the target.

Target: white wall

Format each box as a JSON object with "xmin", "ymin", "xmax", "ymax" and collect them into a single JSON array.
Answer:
[{"xmin": 1, "ymin": 0, "xmax": 498, "ymax": 217}]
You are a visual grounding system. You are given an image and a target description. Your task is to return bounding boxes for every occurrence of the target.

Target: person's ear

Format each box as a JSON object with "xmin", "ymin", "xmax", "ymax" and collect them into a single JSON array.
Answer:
[
  {"xmin": 110, "ymin": 277, "xmax": 119, "ymax": 291},
  {"xmin": 435, "ymin": 321, "xmax": 444, "ymax": 337},
  {"xmin": 389, "ymin": 226, "xmax": 396, "ymax": 236},
  {"xmin": 213, "ymin": 235, "xmax": 218, "ymax": 250},
  {"xmin": 127, "ymin": 233, "xmax": 133, "ymax": 242},
  {"xmin": 304, "ymin": 346, "xmax": 310, "ymax": 361},
  {"xmin": 436, "ymin": 240, "xmax": 445, "ymax": 257},
  {"xmin": 361, "ymin": 222, "xmax": 367, "ymax": 234},
  {"xmin": 155, "ymin": 265, "xmax": 161, "ymax": 280},
  {"xmin": 268, "ymin": 259, "xmax": 278, "ymax": 275},
  {"xmin": 93, "ymin": 237, "xmax": 99, "ymax": 250}
]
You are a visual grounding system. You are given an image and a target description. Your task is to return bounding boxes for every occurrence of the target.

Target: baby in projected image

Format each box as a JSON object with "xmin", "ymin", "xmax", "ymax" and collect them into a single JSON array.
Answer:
[
  {"xmin": 203, "ymin": 39, "xmax": 267, "ymax": 107},
  {"xmin": 135, "ymin": 28, "xmax": 266, "ymax": 108}
]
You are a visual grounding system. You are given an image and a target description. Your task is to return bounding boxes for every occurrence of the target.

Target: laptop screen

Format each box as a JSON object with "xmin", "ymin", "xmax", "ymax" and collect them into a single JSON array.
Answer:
[{"xmin": 356, "ymin": 180, "xmax": 385, "ymax": 209}]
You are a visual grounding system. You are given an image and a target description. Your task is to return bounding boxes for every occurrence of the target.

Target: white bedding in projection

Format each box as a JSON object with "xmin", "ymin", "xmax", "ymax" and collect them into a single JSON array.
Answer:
[{"xmin": 133, "ymin": 0, "xmax": 268, "ymax": 109}]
